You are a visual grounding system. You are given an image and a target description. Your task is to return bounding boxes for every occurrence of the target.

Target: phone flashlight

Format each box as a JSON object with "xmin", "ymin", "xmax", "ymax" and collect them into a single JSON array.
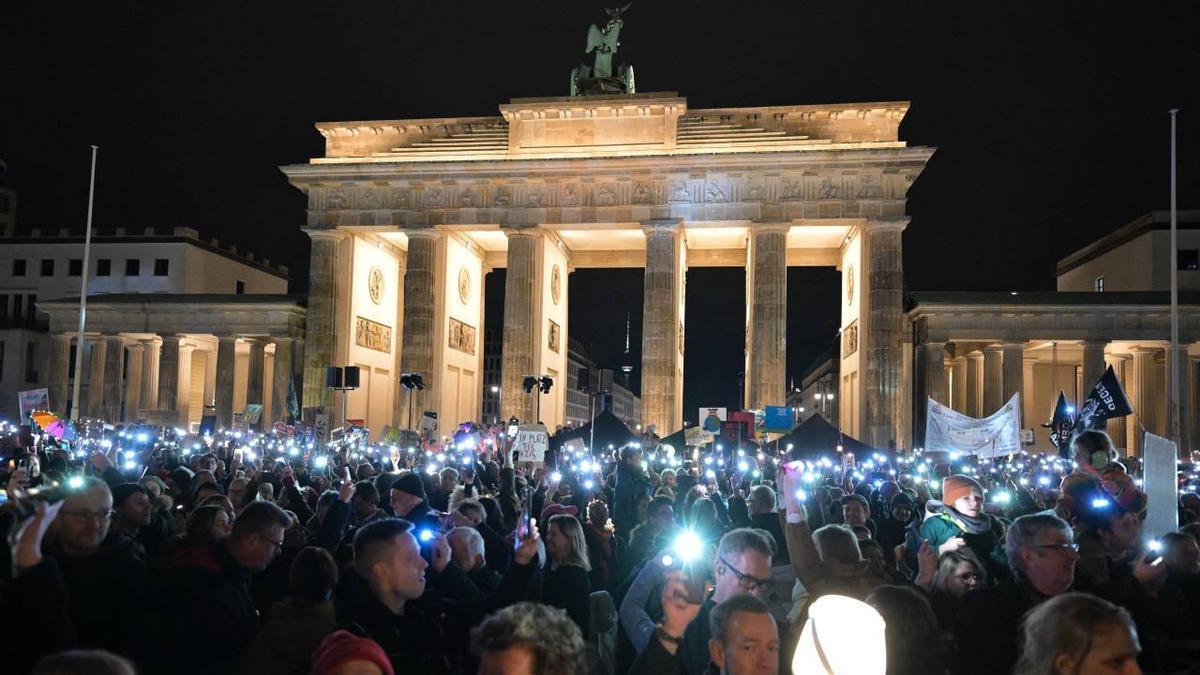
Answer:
[
  {"xmin": 314, "ymin": 456, "xmax": 329, "ymax": 469},
  {"xmin": 1148, "ymin": 539, "xmax": 1163, "ymax": 553},
  {"xmin": 418, "ymin": 528, "xmax": 436, "ymax": 544}
]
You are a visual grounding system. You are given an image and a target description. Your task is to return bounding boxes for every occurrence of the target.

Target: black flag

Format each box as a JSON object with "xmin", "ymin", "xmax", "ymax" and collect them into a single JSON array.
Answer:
[
  {"xmin": 1074, "ymin": 365, "xmax": 1134, "ymax": 433},
  {"xmin": 1042, "ymin": 391, "xmax": 1076, "ymax": 458}
]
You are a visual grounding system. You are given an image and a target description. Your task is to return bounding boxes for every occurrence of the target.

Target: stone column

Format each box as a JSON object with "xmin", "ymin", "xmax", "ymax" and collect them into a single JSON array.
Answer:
[
  {"xmin": 1165, "ymin": 344, "xmax": 1189, "ymax": 450},
  {"xmin": 124, "ymin": 343, "xmax": 144, "ymax": 422},
  {"xmin": 950, "ymin": 356, "xmax": 968, "ymax": 413},
  {"xmin": 923, "ymin": 342, "xmax": 947, "ymax": 406},
  {"xmin": 271, "ymin": 337, "xmax": 294, "ymax": 422},
  {"xmin": 400, "ymin": 230, "xmax": 439, "ymax": 425},
  {"xmin": 87, "ymin": 338, "xmax": 107, "ymax": 417},
  {"xmin": 501, "ymin": 227, "xmax": 538, "ymax": 422},
  {"xmin": 1081, "ymin": 340, "xmax": 1107, "ymax": 397},
  {"xmin": 861, "ymin": 220, "xmax": 906, "ymax": 447},
  {"xmin": 139, "ymin": 338, "xmax": 160, "ymax": 411},
  {"xmin": 215, "ymin": 336, "xmax": 238, "ymax": 429},
  {"xmin": 246, "ymin": 339, "xmax": 266, "ymax": 407},
  {"xmin": 47, "ymin": 334, "xmax": 71, "ymax": 414},
  {"xmin": 101, "ymin": 336, "xmax": 125, "ymax": 421},
  {"xmin": 983, "ymin": 344, "xmax": 1004, "ymax": 415},
  {"xmin": 1002, "ymin": 342, "xmax": 1025, "ymax": 415},
  {"xmin": 966, "ymin": 350, "xmax": 984, "ymax": 417},
  {"xmin": 1104, "ymin": 352, "xmax": 1131, "ymax": 452},
  {"xmin": 1023, "ymin": 357, "xmax": 1038, "ymax": 429},
  {"xmin": 157, "ymin": 336, "xmax": 181, "ymax": 414},
  {"xmin": 391, "ymin": 255, "xmax": 408, "ymax": 426},
  {"xmin": 1129, "ymin": 347, "xmax": 1158, "ymax": 455},
  {"xmin": 1190, "ymin": 352, "xmax": 1200, "ymax": 453},
  {"xmin": 301, "ymin": 229, "xmax": 345, "ymax": 412},
  {"xmin": 177, "ymin": 342, "xmax": 195, "ymax": 425},
  {"xmin": 641, "ymin": 221, "xmax": 684, "ymax": 434},
  {"xmin": 747, "ymin": 224, "xmax": 788, "ymax": 410}
]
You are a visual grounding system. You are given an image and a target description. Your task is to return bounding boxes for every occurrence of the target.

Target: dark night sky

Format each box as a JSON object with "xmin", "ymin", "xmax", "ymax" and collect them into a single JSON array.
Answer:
[{"xmin": 4, "ymin": 1, "xmax": 1198, "ymax": 424}]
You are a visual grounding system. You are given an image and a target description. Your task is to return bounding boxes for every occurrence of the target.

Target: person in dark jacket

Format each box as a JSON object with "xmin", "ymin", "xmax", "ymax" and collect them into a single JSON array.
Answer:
[
  {"xmin": 631, "ymin": 588, "xmax": 780, "ymax": 675},
  {"xmin": 455, "ymin": 498, "xmax": 512, "ymax": 573},
  {"xmin": 333, "ymin": 516, "xmax": 541, "ymax": 675},
  {"xmin": 155, "ymin": 501, "xmax": 292, "ymax": 674},
  {"xmin": 614, "ymin": 445, "xmax": 651, "ymax": 540},
  {"xmin": 110, "ymin": 482, "xmax": 172, "ymax": 561},
  {"xmin": 447, "ymin": 525, "xmax": 502, "ymax": 595},
  {"xmin": 242, "ymin": 546, "xmax": 340, "ymax": 675},
  {"xmin": 875, "ymin": 491, "xmax": 915, "ymax": 569},
  {"xmin": 953, "ymin": 513, "xmax": 1078, "ymax": 675},
  {"xmin": 747, "ymin": 485, "xmax": 789, "ymax": 564},
  {"xmin": 389, "ymin": 471, "xmax": 439, "ymax": 528},
  {"xmin": 3, "ymin": 478, "xmax": 150, "ymax": 672},
  {"xmin": 540, "ymin": 513, "xmax": 593, "ymax": 635}
]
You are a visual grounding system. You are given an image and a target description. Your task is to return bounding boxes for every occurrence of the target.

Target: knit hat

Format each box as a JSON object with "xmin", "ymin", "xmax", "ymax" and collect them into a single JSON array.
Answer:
[
  {"xmin": 942, "ymin": 474, "xmax": 983, "ymax": 506},
  {"xmin": 541, "ymin": 502, "xmax": 578, "ymax": 523},
  {"xmin": 890, "ymin": 491, "xmax": 915, "ymax": 510},
  {"xmin": 841, "ymin": 493, "xmax": 870, "ymax": 511},
  {"xmin": 392, "ymin": 472, "xmax": 426, "ymax": 500},
  {"xmin": 311, "ymin": 630, "xmax": 394, "ymax": 675}
]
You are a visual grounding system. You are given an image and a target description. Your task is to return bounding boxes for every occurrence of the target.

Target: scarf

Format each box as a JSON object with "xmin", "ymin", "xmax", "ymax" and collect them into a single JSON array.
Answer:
[{"xmin": 932, "ymin": 500, "xmax": 992, "ymax": 535}]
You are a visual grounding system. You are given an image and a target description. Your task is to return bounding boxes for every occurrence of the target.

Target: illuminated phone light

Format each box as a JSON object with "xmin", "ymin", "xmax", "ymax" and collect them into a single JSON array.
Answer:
[
  {"xmin": 738, "ymin": 461, "xmax": 749, "ymax": 473},
  {"xmin": 706, "ymin": 469, "xmax": 716, "ymax": 479},
  {"xmin": 584, "ymin": 479, "xmax": 595, "ymax": 490},
  {"xmin": 550, "ymin": 471, "xmax": 562, "ymax": 483},
  {"xmin": 796, "ymin": 489, "xmax": 808, "ymax": 502},
  {"xmin": 418, "ymin": 529, "xmax": 435, "ymax": 543},
  {"xmin": 1091, "ymin": 498, "xmax": 1111, "ymax": 509},
  {"xmin": 1148, "ymin": 539, "xmax": 1163, "ymax": 552},
  {"xmin": 67, "ymin": 476, "xmax": 84, "ymax": 489}
]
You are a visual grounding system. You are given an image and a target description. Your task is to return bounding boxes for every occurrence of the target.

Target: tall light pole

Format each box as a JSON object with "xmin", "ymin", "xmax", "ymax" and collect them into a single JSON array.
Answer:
[
  {"xmin": 1169, "ymin": 108, "xmax": 1181, "ymax": 447},
  {"xmin": 69, "ymin": 145, "xmax": 98, "ymax": 421},
  {"xmin": 490, "ymin": 384, "xmax": 502, "ymax": 425}
]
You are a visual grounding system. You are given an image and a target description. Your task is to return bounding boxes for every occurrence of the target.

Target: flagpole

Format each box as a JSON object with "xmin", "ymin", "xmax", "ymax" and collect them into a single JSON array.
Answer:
[
  {"xmin": 69, "ymin": 145, "xmax": 98, "ymax": 422},
  {"xmin": 1169, "ymin": 109, "xmax": 1180, "ymax": 447}
]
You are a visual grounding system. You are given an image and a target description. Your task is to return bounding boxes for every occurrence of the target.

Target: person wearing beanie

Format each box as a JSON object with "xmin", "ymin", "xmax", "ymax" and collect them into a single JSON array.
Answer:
[
  {"xmin": 920, "ymin": 474, "xmax": 1009, "ymax": 582},
  {"xmin": 311, "ymin": 630, "xmax": 394, "ymax": 675},
  {"xmin": 875, "ymin": 490, "xmax": 916, "ymax": 569},
  {"xmin": 840, "ymin": 493, "xmax": 877, "ymax": 540},
  {"xmin": 388, "ymin": 472, "xmax": 437, "ymax": 528}
]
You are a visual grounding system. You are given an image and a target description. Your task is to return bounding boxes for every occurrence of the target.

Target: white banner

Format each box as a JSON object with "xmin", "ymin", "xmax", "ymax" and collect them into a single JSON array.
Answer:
[
  {"xmin": 1143, "ymin": 432, "xmax": 1180, "ymax": 540},
  {"xmin": 925, "ymin": 394, "xmax": 1022, "ymax": 458},
  {"xmin": 515, "ymin": 424, "xmax": 549, "ymax": 464}
]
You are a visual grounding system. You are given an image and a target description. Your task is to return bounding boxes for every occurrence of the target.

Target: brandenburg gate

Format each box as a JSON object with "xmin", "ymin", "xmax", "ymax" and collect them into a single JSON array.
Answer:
[{"xmin": 281, "ymin": 92, "xmax": 933, "ymax": 446}]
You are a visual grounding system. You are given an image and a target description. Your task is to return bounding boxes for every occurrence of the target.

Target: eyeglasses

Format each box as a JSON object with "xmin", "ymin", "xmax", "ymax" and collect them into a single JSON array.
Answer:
[
  {"xmin": 719, "ymin": 558, "xmax": 772, "ymax": 593},
  {"xmin": 60, "ymin": 510, "xmax": 114, "ymax": 522},
  {"xmin": 1032, "ymin": 543, "xmax": 1079, "ymax": 553}
]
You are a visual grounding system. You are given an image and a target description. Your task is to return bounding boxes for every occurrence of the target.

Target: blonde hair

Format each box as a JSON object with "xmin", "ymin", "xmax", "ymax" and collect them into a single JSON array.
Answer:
[{"xmin": 548, "ymin": 514, "xmax": 591, "ymax": 571}]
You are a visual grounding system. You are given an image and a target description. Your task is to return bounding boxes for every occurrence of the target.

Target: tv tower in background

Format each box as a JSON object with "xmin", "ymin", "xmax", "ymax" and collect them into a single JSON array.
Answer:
[{"xmin": 621, "ymin": 312, "xmax": 634, "ymax": 382}]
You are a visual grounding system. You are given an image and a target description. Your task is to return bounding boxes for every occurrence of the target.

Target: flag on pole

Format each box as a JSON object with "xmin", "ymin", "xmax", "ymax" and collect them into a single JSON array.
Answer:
[
  {"xmin": 1074, "ymin": 365, "xmax": 1133, "ymax": 433},
  {"xmin": 1043, "ymin": 391, "xmax": 1076, "ymax": 458}
]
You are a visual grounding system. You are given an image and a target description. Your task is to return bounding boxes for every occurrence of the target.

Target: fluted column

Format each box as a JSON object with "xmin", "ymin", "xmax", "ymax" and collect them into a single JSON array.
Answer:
[
  {"xmin": 747, "ymin": 224, "xmax": 788, "ymax": 410},
  {"xmin": 1002, "ymin": 342, "xmax": 1025, "ymax": 415},
  {"xmin": 101, "ymin": 336, "xmax": 125, "ymax": 421},
  {"xmin": 391, "ymin": 255, "xmax": 408, "ymax": 427},
  {"xmin": 139, "ymin": 338, "xmax": 160, "ymax": 411},
  {"xmin": 400, "ymin": 230, "xmax": 439, "ymax": 425},
  {"xmin": 641, "ymin": 220, "xmax": 684, "ymax": 434},
  {"xmin": 47, "ymin": 334, "xmax": 71, "ymax": 413},
  {"xmin": 501, "ymin": 228, "xmax": 538, "ymax": 422},
  {"xmin": 87, "ymin": 338, "xmax": 107, "ymax": 417},
  {"xmin": 950, "ymin": 356, "xmax": 968, "ymax": 413},
  {"xmin": 246, "ymin": 339, "xmax": 266, "ymax": 407},
  {"xmin": 271, "ymin": 337, "xmax": 294, "ymax": 422},
  {"xmin": 1166, "ymin": 344, "xmax": 1189, "ymax": 451},
  {"xmin": 124, "ymin": 343, "xmax": 144, "ymax": 421},
  {"xmin": 1081, "ymin": 340, "xmax": 1107, "ymax": 396},
  {"xmin": 177, "ymin": 342, "xmax": 195, "ymax": 425},
  {"xmin": 923, "ymin": 342, "xmax": 947, "ymax": 406},
  {"xmin": 1104, "ymin": 352, "xmax": 1131, "ymax": 452},
  {"xmin": 215, "ymin": 336, "xmax": 238, "ymax": 428},
  {"xmin": 1129, "ymin": 347, "xmax": 1158, "ymax": 455},
  {"xmin": 1023, "ymin": 357, "xmax": 1037, "ymax": 429},
  {"xmin": 983, "ymin": 344, "xmax": 1004, "ymax": 415},
  {"xmin": 1190, "ymin": 352, "xmax": 1200, "ymax": 453},
  {"xmin": 301, "ymin": 229, "xmax": 345, "ymax": 411},
  {"xmin": 157, "ymin": 336, "xmax": 181, "ymax": 413},
  {"xmin": 862, "ymin": 219, "xmax": 906, "ymax": 447},
  {"xmin": 966, "ymin": 350, "xmax": 984, "ymax": 417}
]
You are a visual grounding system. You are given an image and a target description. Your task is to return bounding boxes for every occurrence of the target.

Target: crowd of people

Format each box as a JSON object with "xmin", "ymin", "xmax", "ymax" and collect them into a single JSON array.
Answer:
[{"xmin": 1, "ymin": 416, "xmax": 1198, "ymax": 674}]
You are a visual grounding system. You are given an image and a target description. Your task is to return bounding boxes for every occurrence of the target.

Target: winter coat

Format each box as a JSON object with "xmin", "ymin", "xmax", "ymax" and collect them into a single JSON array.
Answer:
[
  {"xmin": 239, "ymin": 598, "xmax": 337, "ymax": 675},
  {"xmin": 952, "ymin": 576, "xmax": 1052, "ymax": 675},
  {"xmin": 334, "ymin": 557, "xmax": 539, "ymax": 675},
  {"xmin": 1, "ymin": 532, "xmax": 150, "ymax": 673},
  {"xmin": 919, "ymin": 506, "xmax": 1009, "ymax": 581},
  {"xmin": 614, "ymin": 462, "xmax": 651, "ymax": 531},
  {"xmin": 539, "ymin": 564, "xmax": 592, "ymax": 635},
  {"xmin": 153, "ymin": 542, "xmax": 261, "ymax": 674}
]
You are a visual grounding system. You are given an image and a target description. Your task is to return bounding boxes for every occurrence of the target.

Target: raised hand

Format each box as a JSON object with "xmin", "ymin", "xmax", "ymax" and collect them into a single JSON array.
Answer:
[
  {"xmin": 11, "ymin": 500, "xmax": 64, "ymax": 572},
  {"xmin": 513, "ymin": 518, "xmax": 541, "ymax": 566}
]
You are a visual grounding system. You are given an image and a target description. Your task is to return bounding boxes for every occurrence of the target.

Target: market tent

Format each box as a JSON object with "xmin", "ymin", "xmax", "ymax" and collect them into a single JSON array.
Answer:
[
  {"xmin": 551, "ymin": 410, "xmax": 638, "ymax": 452},
  {"xmin": 769, "ymin": 414, "xmax": 884, "ymax": 460}
]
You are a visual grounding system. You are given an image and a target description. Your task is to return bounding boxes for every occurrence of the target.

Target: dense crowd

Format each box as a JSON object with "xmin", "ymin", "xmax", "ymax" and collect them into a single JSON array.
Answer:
[{"xmin": 1, "ymin": 417, "xmax": 1198, "ymax": 674}]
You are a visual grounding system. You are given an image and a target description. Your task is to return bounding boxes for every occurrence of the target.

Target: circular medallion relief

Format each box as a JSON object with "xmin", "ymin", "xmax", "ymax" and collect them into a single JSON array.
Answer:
[
  {"xmin": 551, "ymin": 264, "xmax": 562, "ymax": 305},
  {"xmin": 368, "ymin": 266, "xmax": 384, "ymax": 305},
  {"xmin": 458, "ymin": 267, "xmax": 471, "ymax": 304},
  {"xmin": 846, "ymin": 264, "xmax": 855, "ymax": 305}
]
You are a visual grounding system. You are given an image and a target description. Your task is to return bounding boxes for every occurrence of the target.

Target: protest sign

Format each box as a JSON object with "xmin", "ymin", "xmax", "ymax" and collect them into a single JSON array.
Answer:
[
  {"xmin": 925, "ymin": 394, "xmax": 1022, "ymax": 458},
  {"xmin": 762, "ymin": 405, "xmax": 793, "ymax": 433},
  {"xmin": 18, "ymin": 388, "xmax": 49, "ymax": 421},
  {"xmin": 514, "ymin": 424, "xmax": 549, "ymax": 464},
  {"xmin": 685, "ymin": 425, "xmax": 711, "ymax": 447},
  {"xmin": 1143, "ymin": 432, "xmax": 1179, "ymax": 541},
  {"xmin": 699, "ymin": 407, "xmax": 727, "ymax": 434}
]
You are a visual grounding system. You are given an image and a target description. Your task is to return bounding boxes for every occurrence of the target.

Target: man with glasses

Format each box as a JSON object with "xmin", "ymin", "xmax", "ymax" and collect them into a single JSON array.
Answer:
[
  {"xmin": 625, "ymin": 528, "xmax": 775, "ymax": 675},
  {"xmin": 5, "ymin": 476, "xmax": 150, "ymax": 672},
  {"xmin": 154, "ymin": 500, "xmax": 291, "ymax": 674},
  {"xmin": 953, "ymin": 512, "xmax": 1080, "ymax": 675}
]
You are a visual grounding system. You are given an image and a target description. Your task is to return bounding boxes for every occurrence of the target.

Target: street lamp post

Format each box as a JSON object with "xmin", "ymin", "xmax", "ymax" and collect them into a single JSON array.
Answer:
[{"xmin": 490, "ymin": 385, "xmax": 502, "ymax": 425}]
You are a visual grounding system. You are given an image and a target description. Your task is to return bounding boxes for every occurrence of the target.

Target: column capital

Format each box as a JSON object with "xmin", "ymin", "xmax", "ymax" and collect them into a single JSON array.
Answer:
[
  {"xmin": 863, "ymin": 217, "xmax": 910, "ymax": 233},
  {"xmin": 1105, "ymin": 352, "xmax": 1132, "ymax": 362},
  {"xmin": 1130, "ymin": 346, "xmax": 1159, "ymax": 356},
  {"xmin": 1080, "ymin": 339, "xmax": 1109, "ymax": 348},
  {"xmin": 500, "ymin": 225, "xmax": 540, "ymax": 239},
  {"xmin": 303, "ymin": 227, "xmax": 348, "ymax": 243},
  {"xmin": 983, "ymin": 344, "xmax": 1003, "ymax": 354},
  {"xmin": 967, "ymin": 350, "xmax": 984, "ymax": 361},
  {"xmin": 403, "ymin": 227, "xmax": 444, "ymax": 241},
  {"xmin": 1000, "ymin": 341, "xmax": 1027, "ymax": 349},
  {"xmin": 641, "ymin": 218, "xmax": 682, "ymax": 236},
  {"xmin": 749, "ymin": 221, "xmax": 792, "ymax": 235}
]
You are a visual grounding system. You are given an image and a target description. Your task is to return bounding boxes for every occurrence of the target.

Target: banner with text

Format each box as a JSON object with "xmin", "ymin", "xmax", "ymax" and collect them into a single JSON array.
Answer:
[
  {"xmin": 515, "ymin": 424, "xmax": 549, "ymax": 464},
  {"xmin": 925, "ymin": 394, "xmax": 1022, "ymax": 458}
]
